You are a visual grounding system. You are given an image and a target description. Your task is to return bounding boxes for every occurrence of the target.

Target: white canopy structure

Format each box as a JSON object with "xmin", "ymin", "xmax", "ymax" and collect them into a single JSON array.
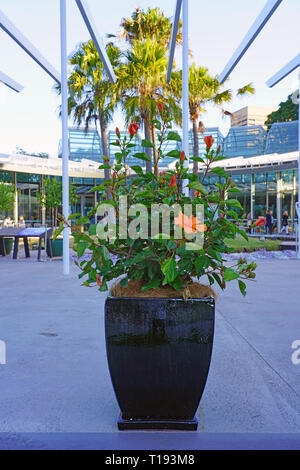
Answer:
[
  {"xmin": 218, "ymin": 0, "xmax": 283, "ymax": 84},
  {"xmin": 0, "ymin": 9, "xmax": 61, "ymax": 84},
  {"xmin": 1, "ymin": 2, "xmax": 116, "ymax": 275},
  {"xmin": 0, "ymin": 70, "xmax": 23, "ymax": 93}
]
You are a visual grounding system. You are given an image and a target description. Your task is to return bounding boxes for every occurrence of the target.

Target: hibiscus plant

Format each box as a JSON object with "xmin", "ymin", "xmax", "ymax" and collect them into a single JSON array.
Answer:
[{"xmin": 57, "ymin": 103, "xmax": 256, "ymax": 297}]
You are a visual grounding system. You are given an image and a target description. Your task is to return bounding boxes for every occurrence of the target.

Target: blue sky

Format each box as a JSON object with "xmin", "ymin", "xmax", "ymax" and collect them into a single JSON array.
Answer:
[{"xmin": 0, "ymin": 0, "xmax": 299, "ymax": 157}]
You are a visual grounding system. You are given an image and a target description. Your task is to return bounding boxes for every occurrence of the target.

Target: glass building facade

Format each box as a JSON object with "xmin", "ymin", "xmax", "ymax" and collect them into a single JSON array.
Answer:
[{"xmin": 2, "ymin": 120, "xmax": 299, "ymax": 230}]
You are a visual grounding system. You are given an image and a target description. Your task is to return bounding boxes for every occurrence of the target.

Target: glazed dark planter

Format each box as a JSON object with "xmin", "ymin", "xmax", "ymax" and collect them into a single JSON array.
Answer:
[
  {"xmin": 105, "ymin": 296, "xmax": 215, "ymax": 430},
  {"xmin": 0, "ymin": 238, "xmax": 13, "ymax": 256},
  {"xmin": 47, "ymin": 238, "xmax": 63, "ymax": 257}
]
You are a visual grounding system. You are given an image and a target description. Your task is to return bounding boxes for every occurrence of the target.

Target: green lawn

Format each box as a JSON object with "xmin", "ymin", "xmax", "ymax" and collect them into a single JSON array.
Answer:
[{"xmin": 225, "ymin": 236, "xmax": 281, "ymax": 253}]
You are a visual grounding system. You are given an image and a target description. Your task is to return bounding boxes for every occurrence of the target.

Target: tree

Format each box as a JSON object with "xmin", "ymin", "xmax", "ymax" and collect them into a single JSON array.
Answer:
[
  {"xmin": 0, "ymin": 183, "xmax": 15, "ymax": 218},
  {"xmin": 37, "ymin": 178, "xmax": 78, "ymax": 229},
  {"xmin": 265, "ymin": 93, "xmax": 298, "ymax": 127},
  {"xmin": 118, "ymin": 8, "xmax": 182, "ymax": 173},
  {"xmin": 119, "ymin": 7, "xmax": 182, "ymax": 47},
  {"xmin": 118, "ymin": 39, "xmax": 170, "ymax": 173},
  {"xmin": 57, "ymin": 40, "xmax": 121, "ymax": 186}
]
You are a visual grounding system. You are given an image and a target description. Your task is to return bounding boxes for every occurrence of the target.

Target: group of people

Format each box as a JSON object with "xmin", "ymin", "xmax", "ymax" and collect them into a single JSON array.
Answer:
[
  {"xmin": 2, "ymin": 216, "xmax": 26, "ymax": 228},
  {"xmin": 247, "ymin": 210, "xmax": 289, "ymax": 234}
]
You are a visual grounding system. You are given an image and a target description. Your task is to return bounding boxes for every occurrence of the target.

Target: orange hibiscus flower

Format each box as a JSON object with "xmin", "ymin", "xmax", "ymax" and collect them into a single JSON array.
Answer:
[{"xmin": 174, "ymin": 211, "xmax": 207, "ymax": 234}]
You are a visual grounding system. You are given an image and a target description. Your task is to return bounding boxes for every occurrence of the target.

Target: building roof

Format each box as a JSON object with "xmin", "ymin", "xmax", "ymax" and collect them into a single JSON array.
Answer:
[
  {"xmin": 169, "ymin": 151, "xmax": 298, "ymax": 174},
  {"xmin": 0, "ymin": 153, "xmax": 105, "ymax": 178}
]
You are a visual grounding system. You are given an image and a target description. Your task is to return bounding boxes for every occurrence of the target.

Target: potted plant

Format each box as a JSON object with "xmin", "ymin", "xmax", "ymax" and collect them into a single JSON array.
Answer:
[
  {"xmin": 0, "ymin": 182, "xmax": 15, "ymax": 255},
  {"xmin": 57, "ymin": 105, "xmax": 256, "ymax": 430},
  {"xmin": 38, "ymin": 178, "xmax": 78, "ymax": 257}
]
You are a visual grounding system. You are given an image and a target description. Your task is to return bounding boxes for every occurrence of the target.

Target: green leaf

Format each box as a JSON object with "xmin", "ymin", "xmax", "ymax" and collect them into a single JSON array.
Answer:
[
  {"xmin": 68, "ymin": 213, "xmax": 81, "ymax": 220},
  {"xmin": 227, "ymin": 187, "xmax": 241, "ymax": 193},
  {"xmin": 88, "ymin": 224, "xmax": 97, "ymax": 236},
  {"xmin": 132, "ymin": 152, "xmax": 151, "ymax": 162},
  {"xmin": 130, "ymin": 166, "xmax": 144, "ymax": 176},
  {"xmin": 237, "ymin": 228, "xmax": 248, "ymax": 241},
  {"xmin": 224, "ymin": 268, "xmax": 239, "ymax": 282},
  {"xmin": 166, "ymin": 149, "xmax": 181, "ymax": 158},
  {"xmin": 167, "ymin": 240, "xmax": 177, "ymax": 250},
  {"xmin": 142, "ymin": 139, "xmax": 154, "ymax": 148},
  {"xmin": 209, "ymin": 167, "xmax": 228, "ymax": 178},
  {"xmin": 239, "ymin": 280, "xmax": 247, "ymax": 297},
  {"xmin": 77, "ymin": 241, "xmax": 89, "ymax": 258},
  {"xmin": 190, "ymin": 156, "xmax": 205, "ymax": 163},
  {"xmin": 141, "ymin": 278, "xmax": 161, "ymax": 291},
  {"xmin": 166, "ymin": 131, "xmax": 181, "ymax": 142},
  {"xmin": 77, "ymin": 216, "xmax": 90, "ymax": 225},
  {"xmin": 226, "ymin": 199, "xmax": 243, "ymax": 211},
  {"xmin": 170, "ymin": 277, "xmax": 184, "ymax": 290},
  {"xmin": 188, "ymin": 181, "xmax": 207, "ymax": 194},
  {"xmin": 152, "ymin": 119, "xmax": 162, "ymax": 131},
  {"xmin": 161, "ymin": 258, "xmax": 177, "ymax": 283},
  {"xmin": 120, "ymin": 278, "xmax": 129, "ymax": 288},
  {"xmin": 212, "ymin": 273, "xmax": 223, "ymax": 290},
  {"xmin": 53, "ymin": 225, "xmax": 64, "ymax": 241},
  {"xmin": 98, "ymin": 164, "xmax": 111, "ymax": 170}
]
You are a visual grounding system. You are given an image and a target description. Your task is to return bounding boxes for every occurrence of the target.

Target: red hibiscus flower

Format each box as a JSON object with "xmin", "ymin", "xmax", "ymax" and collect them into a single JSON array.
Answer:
[
  {"xmin": 128, "ymin": 122, "xmax": 139, "ymax": 137},
  {"xmin": 158, "ymin": 102, "xmax": 164, "ymax": 112},
  {"xmin": 96, "ymin": 274, "xmax": 102, "ymax": 288},
  {"xmin": 169, "ymin": 175, "xmax": 176, "ymax": 188},
  {"xmin": 204, "ymin": 135, "xmax": 214, "ymax": 149},
  {"xmin": 116, "ymin": 127, "xmax": 120, "ymax": 138},
  {"xmin": 180, "ymin": 151, "xmax": 186, "ymax": 162}
]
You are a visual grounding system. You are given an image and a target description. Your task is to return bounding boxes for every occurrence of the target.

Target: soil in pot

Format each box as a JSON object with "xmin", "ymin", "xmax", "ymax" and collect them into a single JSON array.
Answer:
[{"xmin": 112, "ymin": 279, "xmax": 216, "ymax": 301}]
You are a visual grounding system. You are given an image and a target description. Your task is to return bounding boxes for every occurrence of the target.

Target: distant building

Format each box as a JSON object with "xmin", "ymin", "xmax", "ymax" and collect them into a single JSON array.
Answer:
[{"xmin": 231, "ymin": 106, "xmax": 277, "ymax": 128}]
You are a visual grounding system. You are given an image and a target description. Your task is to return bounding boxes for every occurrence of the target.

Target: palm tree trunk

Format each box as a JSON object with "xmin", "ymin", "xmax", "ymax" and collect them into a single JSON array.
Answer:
[
  {"xmin": 144, "ymin": 119, "xmax": 153, "ymax": 173},
  {"xmin": 192, "ymin": 118, "xmax": 199, "ymax": 175},
  {"xmin": 99, "ymin": 113, "xmax": 110, "ymax": 181},
  {"xmin": 152, "ymin": 124, "xmax": 159, "ymax": 177},
  {"xmin": 99, "ymin": 113, "xmax": 111, "ymax": 199}
]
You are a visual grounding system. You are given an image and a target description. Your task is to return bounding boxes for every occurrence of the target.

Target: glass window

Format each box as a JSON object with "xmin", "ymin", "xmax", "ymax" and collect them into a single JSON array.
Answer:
[
  {"xmin": 0, "ymin": 171, "xmax": 13, "ymax": 183},
  {"xmin": 254, "ymin": 173, "xmax": 266, "ymax": 218}
]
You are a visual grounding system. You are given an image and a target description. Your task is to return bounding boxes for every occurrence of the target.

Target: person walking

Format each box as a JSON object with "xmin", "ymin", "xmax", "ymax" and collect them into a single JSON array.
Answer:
[
  {"xmin": 266, "ymin": 210, "xmax": 273, "ymax": 234},
  {"xmin": 281, "ymin": 211, "xmax": 289, "ymax": 235}
]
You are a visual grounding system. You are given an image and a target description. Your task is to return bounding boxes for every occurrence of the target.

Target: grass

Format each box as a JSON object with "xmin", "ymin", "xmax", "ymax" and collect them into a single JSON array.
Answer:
[{"xmin": 225, "ymin": 236, "xmax": 281, "ymax": 253}]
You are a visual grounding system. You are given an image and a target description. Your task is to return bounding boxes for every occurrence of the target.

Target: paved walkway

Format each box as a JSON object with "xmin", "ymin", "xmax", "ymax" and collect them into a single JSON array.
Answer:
[{"xmin": 0, "ymin": 255, "xmax": 299, "ymax": 448}]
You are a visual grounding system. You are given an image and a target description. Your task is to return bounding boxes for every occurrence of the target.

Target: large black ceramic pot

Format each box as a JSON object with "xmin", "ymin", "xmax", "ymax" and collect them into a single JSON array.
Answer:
[{"xmin": 105, "ymin": 296, "xmax": 215, "ymax": 430}]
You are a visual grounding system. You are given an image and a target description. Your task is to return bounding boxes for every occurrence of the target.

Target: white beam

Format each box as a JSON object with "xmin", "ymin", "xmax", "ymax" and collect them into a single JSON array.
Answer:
[
  {"xmin": 75, "ymin": 0, "xmax": 116, "ymax": 84},
  {"xmin": 182, "ymin": 0, "xmax": 189, "ymax": 196},
  {"xmin": 0, "ymin": 70, "xmax": 23, "ymax": 92},
  {"xmin": 219, "ymin": 0, "xmax": 283, "ymax": 84},
  {"xmin": 0, "ymin": 9, "xmax": 61, "ymax": 85},
  {"xmin": 167, "ymin": 0, "xmax": 182, "ymax": 83},
  {"xmin": 60, "ymin": 0, "xmax": 70, "ymax": 275},
  {"xmin": 266, "ymin": 54, "xmax": 300, "ymax": 88}
]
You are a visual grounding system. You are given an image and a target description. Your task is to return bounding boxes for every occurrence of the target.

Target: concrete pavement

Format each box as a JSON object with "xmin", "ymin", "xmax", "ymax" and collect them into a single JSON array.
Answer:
[{"xmin": 0, "ymin": 255, "xmax": 299, "ymax": 447}]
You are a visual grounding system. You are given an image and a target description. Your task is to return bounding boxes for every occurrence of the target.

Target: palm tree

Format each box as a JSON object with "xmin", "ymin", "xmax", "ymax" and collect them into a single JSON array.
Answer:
[
  {"xmin": 118, "ymin": 39, "xmax": 170, "ymax": 173},
  {"xmin": 119, "ymin": 7, "xmax": 182, "ymax": 48},
  {"xmin": 61, "ymin": 40, "xmax": 121, "ymax": 184},
  {"xmin": 188, "ymin": 63, "xmax": 254, "ymax": 174},
  {"xmin": 117, "ymin": 8, "xmax": 183, "ymax": 174}
]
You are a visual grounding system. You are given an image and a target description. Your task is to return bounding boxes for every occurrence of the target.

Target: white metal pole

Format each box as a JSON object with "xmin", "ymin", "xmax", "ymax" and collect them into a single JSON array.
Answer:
[
  {"xmin": 182, "ymin": 0, "xmax": 189, "ymax": 196},
  {"xmin": 298, "ymin": 69, "xmax": 300, "ymax": 258},
  {"xmin": 60, "ymin": 0, "xmax": 70, "ymax": 275}
]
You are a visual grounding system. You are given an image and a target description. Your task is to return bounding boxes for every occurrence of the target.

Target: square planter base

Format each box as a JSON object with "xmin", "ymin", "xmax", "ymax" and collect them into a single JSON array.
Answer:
[{"xmin": 117, "ymin": 415, "xmax": 198, "ymax": 431}]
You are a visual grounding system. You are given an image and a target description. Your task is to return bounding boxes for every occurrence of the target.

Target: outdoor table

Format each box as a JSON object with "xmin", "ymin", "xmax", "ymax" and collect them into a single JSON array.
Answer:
[
  {"xmin": 0, "ymin": 227, "xmax": 53, "ymax": 260},
  {"xmin": 0, "ymin": 227, "xmax": 22, "ymax": 257}
]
